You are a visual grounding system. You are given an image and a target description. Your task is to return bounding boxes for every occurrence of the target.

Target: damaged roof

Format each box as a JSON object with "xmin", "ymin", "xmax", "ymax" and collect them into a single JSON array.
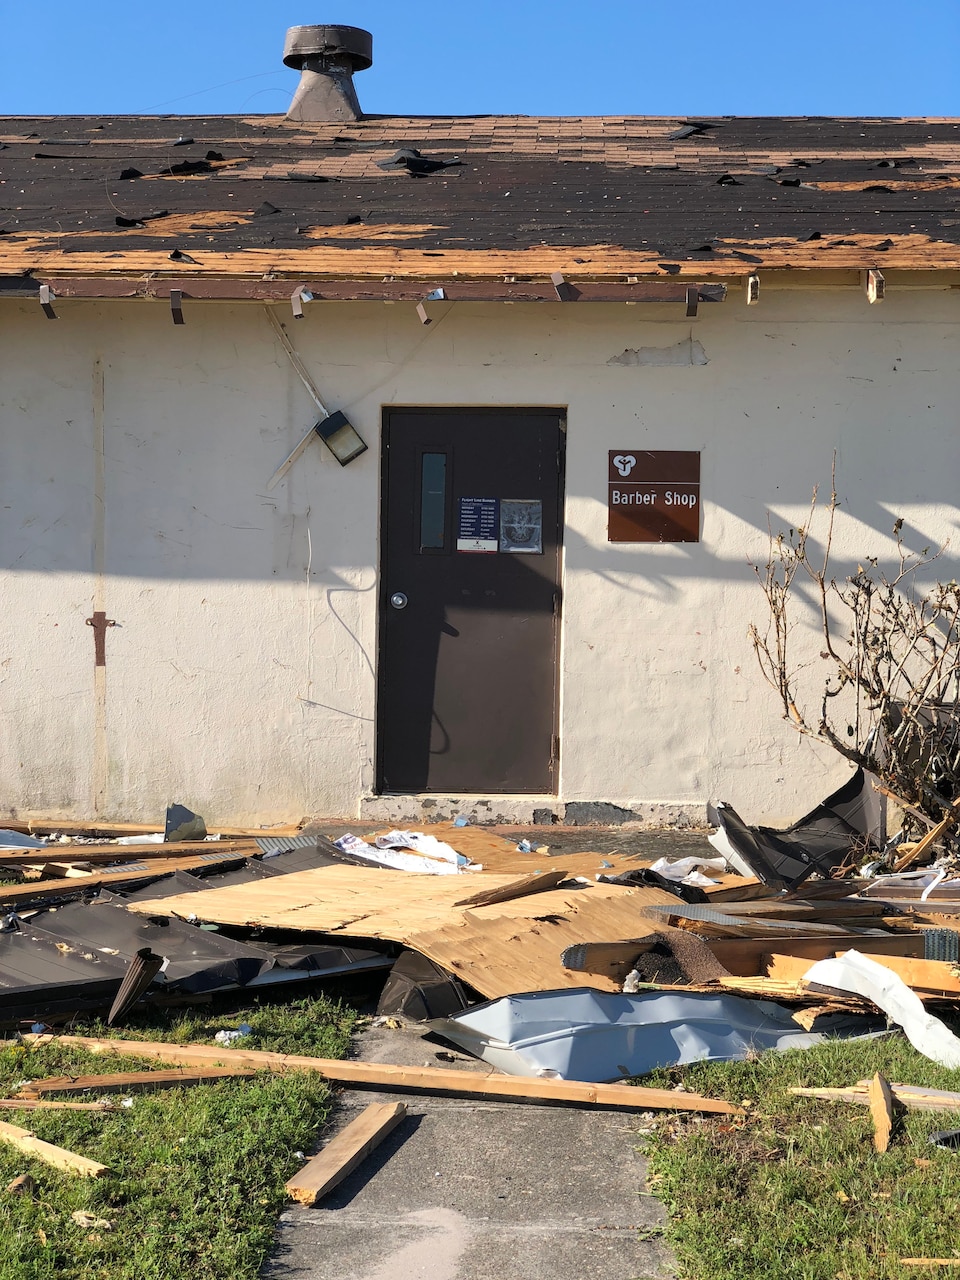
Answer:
[{"xmin": 2, "ymin": 113, "xmax": 960, "ymax": 291}]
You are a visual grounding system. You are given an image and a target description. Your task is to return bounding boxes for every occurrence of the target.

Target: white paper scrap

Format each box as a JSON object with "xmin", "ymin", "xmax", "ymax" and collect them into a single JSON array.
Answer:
[{"xmin": 335, "ymin": 834, "xmax": 462, "ymax": 875}]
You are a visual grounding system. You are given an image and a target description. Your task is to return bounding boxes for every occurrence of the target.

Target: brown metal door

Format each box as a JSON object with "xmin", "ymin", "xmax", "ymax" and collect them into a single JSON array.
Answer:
[{"xmin": 378, "ymin": 409, "xmax": 565, "ymax": 794}]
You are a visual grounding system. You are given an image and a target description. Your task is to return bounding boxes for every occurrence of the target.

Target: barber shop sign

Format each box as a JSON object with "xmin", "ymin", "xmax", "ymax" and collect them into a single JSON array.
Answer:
[{"xmin": 607, "ymin": 451, "xmax": 701, "ymax": 542}]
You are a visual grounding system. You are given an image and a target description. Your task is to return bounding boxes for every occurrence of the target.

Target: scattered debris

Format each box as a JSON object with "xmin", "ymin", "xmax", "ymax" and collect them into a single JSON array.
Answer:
[
  {"xmin": 928, "ymin": 1129, "xmax": 960, "ymax": 1150},
  {"xmin": 5, "ymin": 1173, "xmax": 37, "ymax": 1195},
  {"xmin": 70, "ymin": 1211, "xmax": 113, "ymax": 1230},
  {"xmin": 708, "ymin": 768, "xmax": 882, "ymax": 888}
]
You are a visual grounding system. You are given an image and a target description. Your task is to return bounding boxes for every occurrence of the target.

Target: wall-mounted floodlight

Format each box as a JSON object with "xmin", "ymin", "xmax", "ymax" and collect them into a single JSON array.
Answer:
[{"xmin": 314, "ymin": 410, "xmax": 367, "ymax": 465}]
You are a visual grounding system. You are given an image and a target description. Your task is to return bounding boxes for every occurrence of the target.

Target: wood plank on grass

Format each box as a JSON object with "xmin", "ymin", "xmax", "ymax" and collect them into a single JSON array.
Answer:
[
  {"xmin": 18, "ymin": 1067, "xmax": 258, "ymax": 1098},
  {"xmin": 23, "ymin": 1035, "xmax": 743, "ymax": 1115},
  {"xmin": 790, "ymin": 1083, "xmax": 960, "ymax": 1113},
  {"xmin": 0, "ymin": 1098, "xmax": 111, "ymax": 1112},
  {"xmin": 0, "ymin": 1120, "xmax": 108, "ymax": 1177},
  {"xmin": 286, "ymin": 1101, "xmax": 407, "ymax": 1205}
]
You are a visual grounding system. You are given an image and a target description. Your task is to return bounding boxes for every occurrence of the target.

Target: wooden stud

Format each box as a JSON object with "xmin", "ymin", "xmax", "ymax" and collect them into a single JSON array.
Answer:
[
  {"xmin": 285, "ymin": 1102, "xmax": 407, "ymax": 1205},
  {"xmin": 685, "ymin": 285, "xmax": 699, "ymax": 317},
  {"xmin": 0, "ymin": 1121, "xmax": 108, "ymax": 1177},
  {"xmin": 790, "ymin": 1082, "xmax": 960, "ymax": 1114},
  {"xmin": 18, "ymin": 1068, "xmax": 258, "ymax": 1098},
  {"xmin": 0, "ymin": 848, "xmax": 250, "ymax": 906},
  {"xmin": 26, "ymin": 1036, "xmax": 744, "ymax": 1115},
  {"xmin": 706, "ymin": 933, "xmax": 924, "ymax": 977},
  {"xmin": 745, "ymin": 274, "xmax": 760, "ymax": 305},
  {"xmin": 170, "ymin": 289, "xmax": 184, "ymax": 324},
  {"xmin": 868, "ymin": 1072, "xmax": 896, "ymax": 1152}
]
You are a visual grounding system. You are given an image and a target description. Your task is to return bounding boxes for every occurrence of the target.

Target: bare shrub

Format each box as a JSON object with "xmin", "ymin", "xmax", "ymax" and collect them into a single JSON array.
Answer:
[{"xmin": 749, "ymin": 467, "xmax": 960, "ymax": 841}]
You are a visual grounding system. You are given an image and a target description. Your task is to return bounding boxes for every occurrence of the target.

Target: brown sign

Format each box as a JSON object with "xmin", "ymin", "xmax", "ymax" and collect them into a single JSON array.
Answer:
[{"xmin": 607, "ymin": 451, "xmax": 701, "ymax": 543}]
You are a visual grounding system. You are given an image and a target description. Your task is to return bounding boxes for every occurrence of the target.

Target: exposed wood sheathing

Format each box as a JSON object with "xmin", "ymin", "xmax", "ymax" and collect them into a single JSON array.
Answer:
[{"xmin": 1, "ymin": 114, "xmax": 959, "ymax": 285}]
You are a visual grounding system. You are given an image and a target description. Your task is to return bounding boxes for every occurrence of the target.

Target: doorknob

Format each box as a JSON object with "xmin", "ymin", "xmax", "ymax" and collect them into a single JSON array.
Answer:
[{"xmin": 390, "ymin": 592, "xmax": 408, "ymax": 610}]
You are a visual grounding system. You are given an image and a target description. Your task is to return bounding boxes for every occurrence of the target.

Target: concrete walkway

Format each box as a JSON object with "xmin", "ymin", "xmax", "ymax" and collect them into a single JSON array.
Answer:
[
  {"xmin": 262, "ymin": 1021, "xmax": 675, "ymax": 1280},
  {"xmin": 261, "ymin": 824, "xmax": 701, "ymax": 1280}
]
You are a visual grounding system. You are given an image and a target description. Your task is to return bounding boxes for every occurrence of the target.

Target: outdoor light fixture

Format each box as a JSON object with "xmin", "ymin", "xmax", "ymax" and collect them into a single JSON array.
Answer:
[{"xmin": 314, "ymin": 410, "xmax": 367, "ymax": 465}]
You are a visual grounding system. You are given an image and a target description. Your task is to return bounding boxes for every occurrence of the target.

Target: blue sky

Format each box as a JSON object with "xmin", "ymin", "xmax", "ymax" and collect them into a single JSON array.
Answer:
[{"xmin": 4, "ymin": 1, "xmax": 959, "ymax": 118}]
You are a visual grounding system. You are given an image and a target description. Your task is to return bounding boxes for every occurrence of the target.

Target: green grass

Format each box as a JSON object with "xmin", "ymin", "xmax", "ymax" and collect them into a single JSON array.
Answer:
[
  {"xmin": 642, "ymin": 1035, "xmax": 960, "ymax": 1280},
  {"xmin": 0, "ymin": 993, "xmax": 358, "ymax": 1280}
]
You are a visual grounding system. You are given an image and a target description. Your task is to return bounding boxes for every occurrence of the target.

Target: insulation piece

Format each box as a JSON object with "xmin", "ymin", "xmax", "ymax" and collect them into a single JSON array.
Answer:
[{"xmin": 803, "ymin": 950, "xmax": 960, "ymax": 1068}]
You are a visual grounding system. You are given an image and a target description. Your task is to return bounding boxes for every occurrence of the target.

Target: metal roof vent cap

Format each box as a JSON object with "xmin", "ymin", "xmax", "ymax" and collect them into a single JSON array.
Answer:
[{"xmin": 283, "ymin": 24, "xmax": 372, "ymax": 122}]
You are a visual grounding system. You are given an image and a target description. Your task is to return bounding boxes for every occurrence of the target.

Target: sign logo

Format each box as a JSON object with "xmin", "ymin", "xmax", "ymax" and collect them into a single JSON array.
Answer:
[{"xmin": 612, "ymin": 454, "xmax": 637, "ymax": 477}]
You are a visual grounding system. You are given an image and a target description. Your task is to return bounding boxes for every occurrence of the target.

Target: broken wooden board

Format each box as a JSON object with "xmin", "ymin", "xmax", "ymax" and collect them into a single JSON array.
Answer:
[
  {"xmin": 715, "ymin": 975, "xmax": 868, "ymax": 1006},
  {"xmin": 0, "ymin": 1120, "xmax": 108, "ymax": 1177},
  {"xmin": 18, "ymin": 1067, "xmax": 258, "ymax": 1098},
  {"xmin": 706, "ymin": 933, "xmax": 926, "ymax": 977},
  {"xmin": 406, "ymin": 883, "xmax": 672, "ymax": 997},
  {"xmin": 285, "ymin": 1101, "xmax": 407, "ymax": 1206},
  {"xmin": 1, "ymin": 818, "xmax": 302, "ymax": 839},
  {"xmin": 0, "ymin": 1098, "xmax": 112, "ymax": 1112},
  {"xmin": 0, "ymin": 848, "xmax": 252, "ymax": 906},
  {"xmin": 869, "ymin": 1072, "xmax": 896, "ymax": 1152},
  {"xmin": 765, "ymin": 951, "xmax": 960, "ymax": 997},
  {"xmin": 0, "ymin": 839, "xmax": 259, "ymax": 865},
  {"xmin": 790, "ymin": 1082, "xmax": 960, "ymax": 1114},
  {"xmin": 25, "ymin": 1036, "xmax": 743, "ymax": 1115}
]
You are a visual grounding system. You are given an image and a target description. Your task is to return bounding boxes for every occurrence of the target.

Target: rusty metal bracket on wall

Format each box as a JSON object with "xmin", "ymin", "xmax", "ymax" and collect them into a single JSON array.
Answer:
[{"xmin": 86, "ymin": 612, "xmax": 116, "ymax": 666}]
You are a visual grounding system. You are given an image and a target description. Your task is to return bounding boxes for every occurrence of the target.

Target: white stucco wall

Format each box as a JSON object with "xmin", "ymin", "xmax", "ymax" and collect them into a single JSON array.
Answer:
[{"xmin": 1, "ymin": 286, "xmax": 957, "ymax": 824}]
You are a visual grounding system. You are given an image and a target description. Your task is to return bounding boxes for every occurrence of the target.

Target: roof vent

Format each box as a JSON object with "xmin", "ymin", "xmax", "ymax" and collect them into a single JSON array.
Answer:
[{"xmin": 283, "ymin": 25, "xmax": 372, "ymax": 122}]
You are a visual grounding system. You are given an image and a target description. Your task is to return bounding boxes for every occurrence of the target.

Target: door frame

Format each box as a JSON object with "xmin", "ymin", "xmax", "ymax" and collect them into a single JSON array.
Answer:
[{"xmin": 375, "ymin": 406, "xmax": 567, "ymax": 795}]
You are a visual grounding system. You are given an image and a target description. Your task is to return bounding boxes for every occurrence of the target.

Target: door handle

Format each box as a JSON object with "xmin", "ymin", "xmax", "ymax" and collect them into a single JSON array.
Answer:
[{"xmin": 389, "ymin": 592, "xmax": 408, "ymax": 610}]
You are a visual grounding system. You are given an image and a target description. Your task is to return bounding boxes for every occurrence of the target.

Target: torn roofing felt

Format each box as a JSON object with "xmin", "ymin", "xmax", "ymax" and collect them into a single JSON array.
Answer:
[
  {"xmin": 708, "ymin": 767, "xmax": 883, "ymax": 890},
  {"xmin": 1, "ymin": 115, "xmax": 960, "ymax": 279}
]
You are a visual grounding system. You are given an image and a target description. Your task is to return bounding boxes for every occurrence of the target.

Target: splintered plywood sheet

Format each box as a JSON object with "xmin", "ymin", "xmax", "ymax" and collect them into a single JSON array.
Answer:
[
  {"xmin": 128, "ymin": 865, "xmax": 575, "ymax": 935},
  {"xmin": 129, "ymin": 865, "xmax": 677, "ymax": 999},
  {"xmin": 409, "ymin": 886, "xmax": 672, "ymax": 997}
]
